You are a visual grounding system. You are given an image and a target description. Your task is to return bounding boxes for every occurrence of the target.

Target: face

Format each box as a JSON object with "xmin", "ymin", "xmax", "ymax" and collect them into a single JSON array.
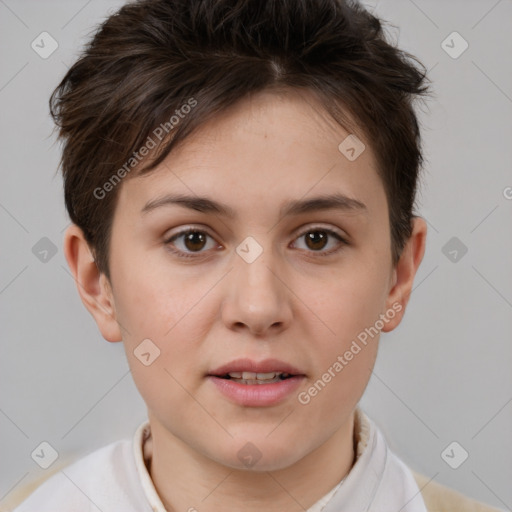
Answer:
[{"xmin": 83, "ymin": 89, "xmax": 411, "ymax": 471}]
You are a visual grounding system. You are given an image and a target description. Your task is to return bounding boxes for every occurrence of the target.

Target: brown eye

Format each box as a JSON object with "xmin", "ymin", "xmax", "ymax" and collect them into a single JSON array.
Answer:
[
  {"xmin": 165, "ymin": 226, "xmax": 347, "ymax": 260},
  {"xmin": 293, "ymin": 227, "xmax": 347, "ymax": 256},
  {"xmin": 165, "ymin": 229, "xmax": 218, "ymax": 259},
  {"xmin": 304, "ymin": 231, "xmax": 329, "ymax": 251},
  {"xmin": 182, "ymin": 231, "xmax": 207, "ymax": 252}
]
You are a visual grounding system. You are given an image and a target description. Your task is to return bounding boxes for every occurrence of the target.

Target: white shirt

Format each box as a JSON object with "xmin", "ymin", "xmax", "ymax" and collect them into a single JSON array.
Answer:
[{"xmin": 13, "ymin": 407, "xmax": 427, "ymax": 512}]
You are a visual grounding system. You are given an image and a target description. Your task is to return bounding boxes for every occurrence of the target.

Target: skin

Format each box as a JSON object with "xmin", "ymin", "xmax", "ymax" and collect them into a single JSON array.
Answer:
[{"xmin": 64, "ymin": 88, "xmax": 427, "ymax": 512}]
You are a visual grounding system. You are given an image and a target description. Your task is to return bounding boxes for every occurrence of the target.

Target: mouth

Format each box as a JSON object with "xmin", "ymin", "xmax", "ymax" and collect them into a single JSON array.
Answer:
[
  {"xmin": 216, "ymin": 371, "xmax": 295, "ymax": 385},
  {"xmin": 207, "ymin": 358, "xmax": 305, "ymax": 382},
  {"xmin": 207, "ymin": 358, "xmax": 306, "ymax": 406}
]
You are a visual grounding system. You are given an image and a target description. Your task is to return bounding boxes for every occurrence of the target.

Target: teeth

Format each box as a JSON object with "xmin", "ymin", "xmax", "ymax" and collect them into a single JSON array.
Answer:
[
  {"xmin": 226, "ymin": 371, "xmax": 290, "ymax": 381},
  {"xmin": 256, "ymin": 372, "xmax": 279, "ymax": 380}
]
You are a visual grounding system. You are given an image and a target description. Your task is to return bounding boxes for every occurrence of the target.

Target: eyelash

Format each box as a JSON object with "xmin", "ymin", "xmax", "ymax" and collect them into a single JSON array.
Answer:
[{"xmin": 163, "ymin": 226, "xmax": 348, "ymax": 260}]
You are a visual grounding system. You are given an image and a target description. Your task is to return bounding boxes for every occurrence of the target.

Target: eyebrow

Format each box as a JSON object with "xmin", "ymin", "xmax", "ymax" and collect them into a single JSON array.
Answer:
[{"xmin": 141, "ymin": 192, "xmax": 368, "ymax": 218}]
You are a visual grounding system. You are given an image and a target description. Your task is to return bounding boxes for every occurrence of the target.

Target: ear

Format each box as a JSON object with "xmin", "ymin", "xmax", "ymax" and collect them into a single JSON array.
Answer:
[
  {"xmin": 381, "ymin": 216, "xmax": 427, "ymax": 332},
  {"xmin": 63, "ymin": 224, "xmax": 123, "ymax": 342}
]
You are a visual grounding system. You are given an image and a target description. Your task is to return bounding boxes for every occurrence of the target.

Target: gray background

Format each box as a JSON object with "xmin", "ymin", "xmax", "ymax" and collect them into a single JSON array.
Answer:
[{"xmin": 1, "ymin": 0, "xmax": 511, "ymax": 510}]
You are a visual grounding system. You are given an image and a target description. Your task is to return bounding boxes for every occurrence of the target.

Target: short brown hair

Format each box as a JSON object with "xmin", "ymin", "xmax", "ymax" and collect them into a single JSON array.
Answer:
[{"xmin": 50, "ymin": 0, "xmax": 429, "ymax": 280}]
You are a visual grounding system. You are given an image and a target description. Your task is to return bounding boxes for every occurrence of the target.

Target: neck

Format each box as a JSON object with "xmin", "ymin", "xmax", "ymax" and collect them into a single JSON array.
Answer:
[{"xmin": 145, "ymin": 410, "xmax": 357, "ymax": 512}]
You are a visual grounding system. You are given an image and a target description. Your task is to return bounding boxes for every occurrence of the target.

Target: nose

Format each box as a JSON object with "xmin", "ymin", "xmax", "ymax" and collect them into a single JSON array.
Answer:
[{"xmin": 220, "ymin": 241, "xmax": 293, "ymax": 337}]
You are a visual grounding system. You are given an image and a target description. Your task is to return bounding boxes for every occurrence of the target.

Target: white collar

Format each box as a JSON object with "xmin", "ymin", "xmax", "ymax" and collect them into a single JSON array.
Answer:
[
  {"xmin": 132, "ymin": 407, "xmax": 425, "ymax": 512},
  {"xmin": 321, "ymin": 410, "xmax": 427, "ymax": 512}
]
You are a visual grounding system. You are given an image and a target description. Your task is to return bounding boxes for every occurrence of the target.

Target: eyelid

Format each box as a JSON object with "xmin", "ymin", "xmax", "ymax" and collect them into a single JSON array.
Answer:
[
  {"xmin": 165, "ymin": 223, "xmax": 347, "ymax": 241},
  {"xmin": 164, "ymin": 224, "xmax": 215, "ymax": 243},
  {"xmin": 293, "ymin": 223, "xmax": 346, "ymax": 240}
]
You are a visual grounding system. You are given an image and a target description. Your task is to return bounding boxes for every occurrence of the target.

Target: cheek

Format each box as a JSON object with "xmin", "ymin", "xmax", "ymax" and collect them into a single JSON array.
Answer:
[
  {"xmin": 307, "ymin": 264, "xmax": 388, "ymax": 344},
  {"xmin": 301, "ymin": 258, "xmax": 388, "ymax": 392},
  {"xmin": 112, "ymin": 255, "xmax": 211, "ymax": 337},
  {"xmin": 111, "ymin": 263, "xmax": 219, "ymax": 386},
  {"xmin": 299, "ymin": 284, "xmax": 382, "ymax": 414}
]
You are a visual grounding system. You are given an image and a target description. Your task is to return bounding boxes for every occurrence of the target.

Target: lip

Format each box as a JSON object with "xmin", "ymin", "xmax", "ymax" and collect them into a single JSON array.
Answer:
[
  {"xmin": 207, "ymin": 375, "xmax": 305, "ymax": 407},
  {"xmin": 207, "ymin": 358, "xmax": 306, "ymax": 407},
  {"xmin": 208, "ymin": 358, "xmax": 304, "ymax": 377}
]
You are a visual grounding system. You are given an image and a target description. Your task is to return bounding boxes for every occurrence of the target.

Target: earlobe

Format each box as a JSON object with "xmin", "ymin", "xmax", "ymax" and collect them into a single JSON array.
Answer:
[
  {"xmin": 381, "ymin": 217, "xmax": 427, "ymax": 333},
  {"xmin": 63, "ymin": 224, "xmax": 123, "ymax": 342}
]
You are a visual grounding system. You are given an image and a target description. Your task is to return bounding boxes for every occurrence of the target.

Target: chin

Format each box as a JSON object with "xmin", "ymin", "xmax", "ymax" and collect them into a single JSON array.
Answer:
[{"xmin": 210, "ymin": 437, "xmax": 306, "ymax": 473}]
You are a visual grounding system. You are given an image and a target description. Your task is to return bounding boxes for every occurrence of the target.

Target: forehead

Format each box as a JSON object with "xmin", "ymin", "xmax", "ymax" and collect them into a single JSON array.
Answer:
[{"xmin": 120, "ymin": 89, "xmax": 387, "ymax": 220}]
